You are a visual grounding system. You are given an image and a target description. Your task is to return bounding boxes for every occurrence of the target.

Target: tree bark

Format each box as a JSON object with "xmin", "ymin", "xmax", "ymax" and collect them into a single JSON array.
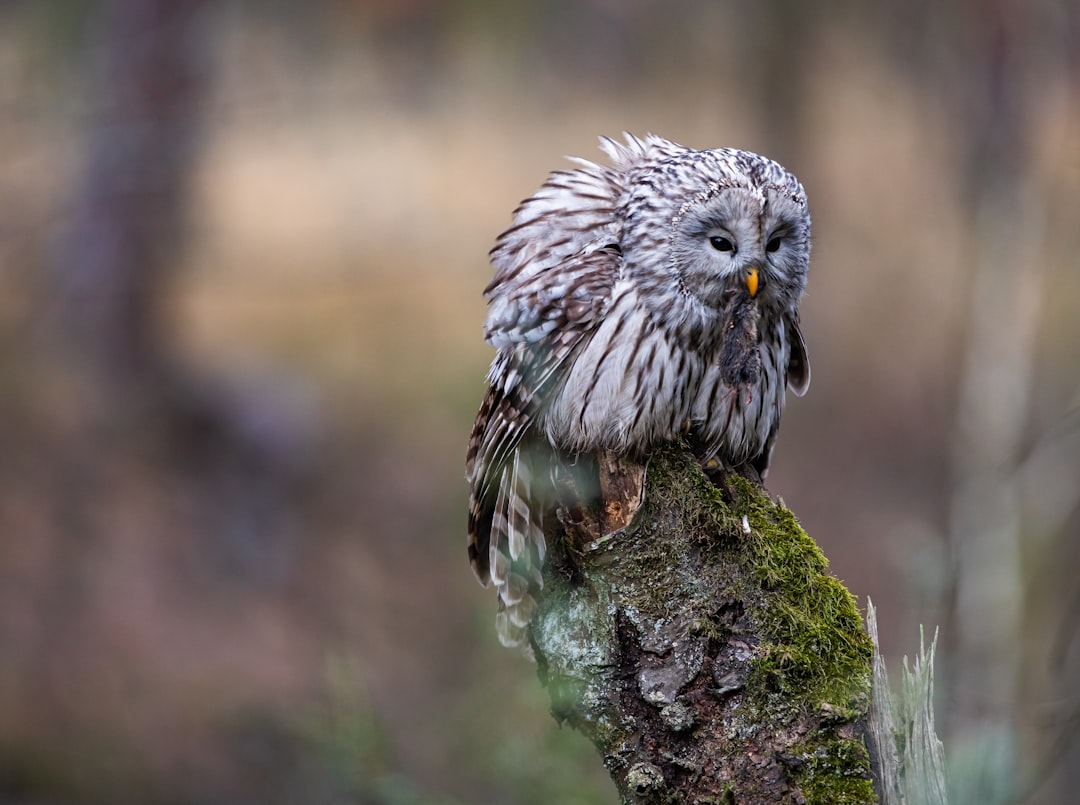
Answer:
[{"xmin": 531, "ymin": 444, "xmax": 876, "ymax": 804}]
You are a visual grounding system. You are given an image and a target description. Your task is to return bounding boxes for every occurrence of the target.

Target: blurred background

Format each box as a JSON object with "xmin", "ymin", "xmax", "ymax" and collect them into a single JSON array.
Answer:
[{"xmin": 0, "ymin": 1, "xmax": 1078, "ymax": 803}]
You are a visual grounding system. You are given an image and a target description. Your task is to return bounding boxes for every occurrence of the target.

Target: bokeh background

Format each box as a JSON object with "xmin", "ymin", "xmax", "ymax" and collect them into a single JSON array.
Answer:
[{"xmin": 1, "ymin": 1, "xmax": 1078, "ymax": 803}]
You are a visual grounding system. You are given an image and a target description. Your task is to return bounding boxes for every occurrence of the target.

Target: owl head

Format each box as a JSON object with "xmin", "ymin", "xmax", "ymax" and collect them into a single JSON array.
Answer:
[{"xmin": 621, "ymin": 146, "xmax": 811, "ymax": 318}]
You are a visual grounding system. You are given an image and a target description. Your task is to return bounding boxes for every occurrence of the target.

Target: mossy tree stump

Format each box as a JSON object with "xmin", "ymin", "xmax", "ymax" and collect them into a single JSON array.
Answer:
[{"xmin": 530, "ymin": 444, "xmax": 876, "ymax": 804}]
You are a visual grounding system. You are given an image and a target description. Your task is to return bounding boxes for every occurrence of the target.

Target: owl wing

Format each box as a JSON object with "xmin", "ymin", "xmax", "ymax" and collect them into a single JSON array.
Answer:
[
  {"xmin": 466, "ymin": 133, "xmax": 688, "ymax": 645},
  {"xmin": 466, "ymin": 243, "xmax": 621, "ymax": 586},
  {"xmin": 785, "ymin": 312, "xmax": 810, "ymax": 397},
  {"xmin": 484, "ymin": 132, "xmax": 687, "ymax": 294}
]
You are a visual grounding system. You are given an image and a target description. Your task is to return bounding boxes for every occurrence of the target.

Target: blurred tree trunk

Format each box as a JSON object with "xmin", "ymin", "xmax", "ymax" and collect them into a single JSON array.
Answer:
[
  {"xmin": 50, "ymin": 0, "xmax": 208, "ymax": 413},
  {"xmin": 938, "ymin": 4, "xmax": 1046, "ymax": 802},
  {"xmin": 40, "ymin": 0, "xmax": 314, "ymax": 592},
  {"xmin": 860, "ymin": 1, "xmax": 1080, "ymax": 801},
  {"xmin": 23, "ymin": 0, "xmax": 213, "ymax": 756},
  {"xmin": 744, "ymin": 0, "xmax": 813, "ymax": 170},
  {"xmin": 531, "ymin": 446, "xmax": 878, "ymax": 804}
]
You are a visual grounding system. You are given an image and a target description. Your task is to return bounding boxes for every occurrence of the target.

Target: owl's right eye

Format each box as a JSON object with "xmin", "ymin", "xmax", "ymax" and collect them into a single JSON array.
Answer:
[{"xmin": 709, "ymin": 236, "xmax": 735, "ymax": 252}]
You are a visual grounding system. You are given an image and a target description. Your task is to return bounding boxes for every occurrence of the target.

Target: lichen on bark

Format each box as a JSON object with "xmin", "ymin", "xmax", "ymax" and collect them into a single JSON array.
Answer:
[{"xmin": 530, "ymin": 443, "xmax": 876, "ymax": 804}]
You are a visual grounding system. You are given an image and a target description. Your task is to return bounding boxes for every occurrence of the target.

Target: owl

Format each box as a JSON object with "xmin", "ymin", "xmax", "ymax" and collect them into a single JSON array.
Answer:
[{"xmin": 466, "ymin": 134, "xmax": 811, "ymax": 646}]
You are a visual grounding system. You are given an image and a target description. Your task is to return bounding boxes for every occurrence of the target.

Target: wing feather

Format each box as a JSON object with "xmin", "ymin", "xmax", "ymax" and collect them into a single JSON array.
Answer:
[
  {"xmin": 785, "ymin": 313, "xmax": 811, "ymax": 397},
  {"xmin": 466, "ymin": 244, "xmax": 621, "ymax": 587},
  {"xmin": 466, "ymin": 133, "xmax": 694, "ymax": 645},
  {"xmin": 485, "ymin": 133, "xmax": 688, "ymax": 299}
]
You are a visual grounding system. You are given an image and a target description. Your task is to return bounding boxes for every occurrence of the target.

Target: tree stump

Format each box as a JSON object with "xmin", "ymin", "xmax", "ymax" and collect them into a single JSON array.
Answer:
[{"xmin": 531, "ymin": 444, "xmax": 876, "ymax": 804}]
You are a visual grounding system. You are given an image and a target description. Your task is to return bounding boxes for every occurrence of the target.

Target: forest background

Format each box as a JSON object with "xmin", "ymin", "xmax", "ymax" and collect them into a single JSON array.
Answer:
[{"xmin": 0, "ymin": 2, "xmax": 1078, "ymax": 803}]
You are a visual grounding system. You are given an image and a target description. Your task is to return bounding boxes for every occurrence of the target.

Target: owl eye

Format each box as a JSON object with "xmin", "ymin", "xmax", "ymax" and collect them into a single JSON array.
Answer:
[
  {"xmin": 765, "ymin": 236, "xmax": 782, "ymax": 253},
  {"xmin": 709, "ymin": 236, "xmax": 735, "ymax": 252}
]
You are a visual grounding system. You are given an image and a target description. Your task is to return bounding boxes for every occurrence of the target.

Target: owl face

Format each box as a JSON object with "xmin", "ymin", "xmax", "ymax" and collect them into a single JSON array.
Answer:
[{"xmin": 669, "ymin": 184, "xmax": 810, "ymax": 314}]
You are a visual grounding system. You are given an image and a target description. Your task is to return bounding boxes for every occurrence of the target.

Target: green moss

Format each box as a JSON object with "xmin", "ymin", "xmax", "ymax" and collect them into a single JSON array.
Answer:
[
  {"xmin": 610, "ymin": 446, "xmax": 873, "ymax": 722},
  {"xmin": 646, "ymin": 447, "xmax": 875, "ymax": 799},
  {"xmin": 705, "ymin": 470, "xmax": 872, "ymax": 721},
  {"xmin": 791, "ymin": 735, "xmax": 875, "ymax": 804}
]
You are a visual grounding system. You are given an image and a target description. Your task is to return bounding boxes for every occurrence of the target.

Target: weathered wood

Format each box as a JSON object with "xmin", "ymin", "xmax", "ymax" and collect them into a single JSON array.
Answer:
[{"xmin": 867, "ymin": 601, "xmax": 905, "ymax": 805}]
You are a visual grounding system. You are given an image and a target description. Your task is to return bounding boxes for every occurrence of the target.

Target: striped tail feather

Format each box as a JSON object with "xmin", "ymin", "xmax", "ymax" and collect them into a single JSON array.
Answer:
[{"xmin": 470, "ymin": 445, "xmax": 547, "ymax": 647}]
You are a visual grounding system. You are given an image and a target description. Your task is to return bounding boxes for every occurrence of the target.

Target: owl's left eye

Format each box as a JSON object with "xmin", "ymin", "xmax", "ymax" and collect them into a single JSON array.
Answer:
[
  {"xmin": 709, "ymin": 236, "xmax": 735, "ymax": 252},
  {"xmin": 765, "ymin": 236, "xmax": 782, "ymax": 253}
]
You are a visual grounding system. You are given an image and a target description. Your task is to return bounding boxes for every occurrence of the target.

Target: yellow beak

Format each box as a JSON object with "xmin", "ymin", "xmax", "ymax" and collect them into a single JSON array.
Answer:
[{"xmin": 745, "ymin": 266, "xmax": 759, "ymax": 298}]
